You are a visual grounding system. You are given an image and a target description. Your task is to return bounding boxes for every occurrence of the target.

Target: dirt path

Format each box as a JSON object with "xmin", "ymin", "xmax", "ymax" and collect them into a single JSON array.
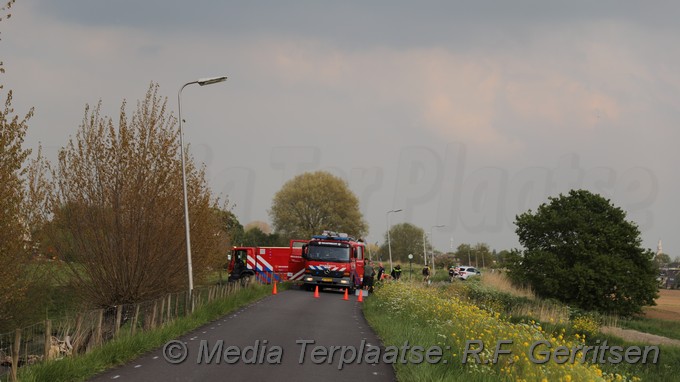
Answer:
[
  {"xmin": 599, "ymin": 290, "xmax": 680, "ymax": 347},
  {"xmin": 600, "ymin": 326, "xmax": 680, "ymax": 347}
]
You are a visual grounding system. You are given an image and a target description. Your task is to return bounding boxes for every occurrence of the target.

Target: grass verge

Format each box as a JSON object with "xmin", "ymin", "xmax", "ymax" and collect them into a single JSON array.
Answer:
[
  {"xmin": 14, "ymin": 283, "xmax": 277, "ymax": 382},
  {"xmin": 617, "ymin": 317, "xmax": 680, "ymax": 342},
  {"xmin": 364, "ymin": 282, "xmax": 680, "ymax": 381},
  {"xmin": 588, "ymin": 331, "xmax": 680, "ymax": 382},
  {"xmin": 365, "ymin": 281, "xmax": 612, "ymax": 381}
]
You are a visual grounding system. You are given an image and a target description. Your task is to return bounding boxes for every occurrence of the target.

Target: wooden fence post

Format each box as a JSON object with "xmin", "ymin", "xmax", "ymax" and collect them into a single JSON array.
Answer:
[
  {"xmin": 44, "ymin": 319, "xmax": 52, "ymax": 361},
  {"xmin": 73, "ymin": 313, "xmax": 84, "ymax": 353},
  {"xmin": 160, "ymin": 298, "xmax": 166, "ymax": 326},
  {"xmin": 151, "ymin": 300, "xmax": 158, "ymax": 329},
  {"xmin": 95, "ymin": 310, "xmax": 103, "ymax": 347},
  {"xmin": 167, "ymin": 294, "xmax": 172, "ymax": 323},
  {"xmin": 115, "ymin": 305, "xmax": 123, "ymax": 338},
  {"xmin": 11, "ymin": 329, "xmax": 21, "ymax": 382},
  {"xmin": 131, "ymin": 304, "xmax": 140, "ymax": 335}
]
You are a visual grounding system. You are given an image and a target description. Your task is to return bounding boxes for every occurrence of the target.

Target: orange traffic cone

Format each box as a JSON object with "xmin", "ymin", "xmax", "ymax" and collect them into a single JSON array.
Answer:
[
  {"xmin": 272, "ymin": 281, "xmax": 278, "ymax": 295},
  {"xmin": 357, "ymin": 289, "xmax": 363, "ymax": 302},
  {"xmin": 314, "ymin": 286, "xmax": 320, "ymax": 298},
  {"xmin": 343, "ymin": 288, "xmax": 349, "ymax": 301}
]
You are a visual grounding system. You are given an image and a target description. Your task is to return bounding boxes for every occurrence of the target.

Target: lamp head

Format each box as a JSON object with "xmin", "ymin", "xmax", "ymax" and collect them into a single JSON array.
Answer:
[{"xmin": 197, "ymin": 76, "xmax": 228, "ymax": 86}]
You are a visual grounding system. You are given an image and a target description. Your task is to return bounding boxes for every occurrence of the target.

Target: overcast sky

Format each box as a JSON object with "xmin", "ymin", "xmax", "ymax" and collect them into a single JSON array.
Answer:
[{"xmin": 4, "ymin": 1, "xmax": 678, "ymax": 257}]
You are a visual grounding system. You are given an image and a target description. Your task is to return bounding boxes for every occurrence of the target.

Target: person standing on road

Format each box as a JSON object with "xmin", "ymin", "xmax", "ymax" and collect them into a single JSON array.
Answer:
[{"xmin": 363, "ymin": 259, "xmax": 375, "ymax": 293}]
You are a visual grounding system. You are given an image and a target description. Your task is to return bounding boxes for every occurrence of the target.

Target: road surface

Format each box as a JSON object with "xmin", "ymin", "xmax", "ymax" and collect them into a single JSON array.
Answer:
[{"xmin": 89, "ymin": 288, "xmax": 395, "ymax": 381}]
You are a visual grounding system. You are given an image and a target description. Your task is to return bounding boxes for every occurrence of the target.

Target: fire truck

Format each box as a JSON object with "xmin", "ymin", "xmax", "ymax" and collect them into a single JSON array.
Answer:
[
  {"xmin": 227, "ymin": 240, "xmax": 307, "ymax": 285},
  {"xmin": 301, "ymin": 231, "xmax": 366, "ymax": 292}
]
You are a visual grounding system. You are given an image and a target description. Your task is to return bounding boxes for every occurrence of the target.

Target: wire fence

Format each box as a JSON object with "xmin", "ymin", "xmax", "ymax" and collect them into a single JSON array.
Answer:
[{"xmin": 0, "ymin": 273, "xmax": 282, "ymax": 381}]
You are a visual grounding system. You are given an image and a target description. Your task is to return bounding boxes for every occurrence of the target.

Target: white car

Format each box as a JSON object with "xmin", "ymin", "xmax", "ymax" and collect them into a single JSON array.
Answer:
[{"xmin": 457, "ymin": 266, "xmax": 481, "ymax": 280}]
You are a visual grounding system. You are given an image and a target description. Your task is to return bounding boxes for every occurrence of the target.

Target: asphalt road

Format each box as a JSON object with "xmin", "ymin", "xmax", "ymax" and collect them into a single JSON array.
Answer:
[{"xmin": 89, "ymin": 288, "xmax": 396, "ymax": 381}]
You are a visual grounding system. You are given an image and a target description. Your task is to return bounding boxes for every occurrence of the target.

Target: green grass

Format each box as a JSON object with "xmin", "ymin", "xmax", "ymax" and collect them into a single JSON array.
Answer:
[
  {"xmin": 13, "ymin": 283, "xmax": 278, "ymax": 382},
  {"xmin": 367, "ymin": 279, "xmax": 680, "ymax": 382},
  {"xmin": 618, "ymin": 317, "xmax": 680, "ymax": 342},
  {"xmin": 363, "ymin": 287, "xmax": 498, "ymax": 382},
  {"xmin": 588, "ymin": 331, "xmax": 680, "ymax": 382}
]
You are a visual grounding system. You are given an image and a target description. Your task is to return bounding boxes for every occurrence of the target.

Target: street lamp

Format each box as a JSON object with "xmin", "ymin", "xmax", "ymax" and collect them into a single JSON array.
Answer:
[
  {"xmin": 178, "ymin": 76, "xmax": 227, "ymax": 310},
  {"xmin": 430, "ymin": 225, "xmax": 446, "ymax": 274},
  {"xmin": 422, "ymin": 231, "xmax": 427, "ymax": 267},
  {"xmin": 386, "ymin": 209, "xmax": 402, "ymax": 272},
  {"xmin": 408, "ymin": 254, "xmax": 413, "ymax": 280}
]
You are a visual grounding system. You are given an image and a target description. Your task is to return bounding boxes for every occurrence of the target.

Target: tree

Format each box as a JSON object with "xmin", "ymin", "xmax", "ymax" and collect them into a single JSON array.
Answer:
[
  {"xmin": 244, "ymin": 220, "xmax": 272, "ymax": 234},
  {"xmin": 377, "ymin": 223, "xmax": 425, "ymax": 264},
  {"xmin": 269, "ymin": 171, "xmax": 368, "ymax": 239},
  {"xmin": 495, "ymin": 249, "xmax": 512, "ymax": 269},
  {"xmin": 239, "ymin": 227, "xmax": 287, "ymax": 247},
  {"xmin": 508, "ymin": 189, "xmax": 658, "ymax": 316},
  {"xmin": 47, "ymin": 83, "xmax": 226, "ymax": 307},
  {"xmin": 0, "ymin": 0, "xmax": 41, "ymax": 326},
  {"xmin": 213, "ymin": 207, "xmax": 243, "ymax": 247}
]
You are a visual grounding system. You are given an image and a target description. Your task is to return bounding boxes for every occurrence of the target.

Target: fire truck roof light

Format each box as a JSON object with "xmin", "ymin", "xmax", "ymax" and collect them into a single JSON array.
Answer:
[{"xmin": 312, "ymin": 235, "xmax": 354, "ymax": 241}]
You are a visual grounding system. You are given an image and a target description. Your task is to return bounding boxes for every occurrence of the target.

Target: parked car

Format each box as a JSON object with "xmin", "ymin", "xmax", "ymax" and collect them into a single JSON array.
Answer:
[{"xmin": 457, "ymin": 266, "xmax": 481, "ymax": 280}]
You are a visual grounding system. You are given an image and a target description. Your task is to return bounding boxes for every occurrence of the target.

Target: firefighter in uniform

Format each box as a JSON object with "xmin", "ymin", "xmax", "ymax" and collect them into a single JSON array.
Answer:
[{"xmin": 392, "ymin": 264, "xmax": 402, "ymax": 280}]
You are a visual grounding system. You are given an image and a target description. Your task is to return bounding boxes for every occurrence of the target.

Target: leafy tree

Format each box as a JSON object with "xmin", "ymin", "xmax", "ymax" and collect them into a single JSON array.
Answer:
[
  {"xmin": 239, "ymin": 227, "xmax": 287, "ymax": 247},
  {"xmin": 244, "ymin": 220, "xmax": 272, "ymax": 234},
  {"xmin": 495, "ymin": 249, "xmax": 512, "ymax": 268},
  {"xmin": 47, "ymin": 83, "xmax": 226, "ymax": 307},
  {"xmin": 213, "ymin": 207, "xmax": 243, "ymax": 247},
  {"xmin": 269, "ymin": 171, "xmax": 368, "ymax": 239},
  {"xmin": 508, "ymin": 189, "xmax": 658, "ymax": 316},
  {"xmin": 452, "ymin": 243, "xmax": 473, "ymax": 265},
  {"xmin": 0, "ymin": 0, "xmax": 42, "ymax": 327},
  {"xmin": 377, "ymin": 223, "xmax": 425, "ymax": 264}
]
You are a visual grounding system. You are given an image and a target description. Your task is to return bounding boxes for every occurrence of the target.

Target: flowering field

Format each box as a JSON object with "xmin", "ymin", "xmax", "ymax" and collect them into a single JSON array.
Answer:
[{"xmin": 365, "ymin": 282, "xmax": 640, "ymax": 382}]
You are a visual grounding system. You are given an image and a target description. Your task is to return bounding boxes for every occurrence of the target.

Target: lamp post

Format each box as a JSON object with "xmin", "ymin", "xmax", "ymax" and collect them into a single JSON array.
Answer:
[
  {"xmin": 422, "ymin": 231, "xmax": 427, "ymax": 267},
  {"xmin": 386, "ymin": 209, "xmax": 402, "ymax": 272},
  {"xmin": 408, "ymin": 254, "xmax": 413, "ymax": 280},
  {"xmin": 178, "ymin": 76, "xmax": 227, "ymax": 310},
  {"xmin": 430, "ymin": 225, "xmax": 446, "ymax": 275}
]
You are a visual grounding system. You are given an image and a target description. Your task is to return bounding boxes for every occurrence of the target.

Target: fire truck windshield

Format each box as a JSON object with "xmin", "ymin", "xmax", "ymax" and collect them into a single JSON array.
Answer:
[{"xmin": 306, "ymin": 242, "xmax": 351, "ymax": 262}]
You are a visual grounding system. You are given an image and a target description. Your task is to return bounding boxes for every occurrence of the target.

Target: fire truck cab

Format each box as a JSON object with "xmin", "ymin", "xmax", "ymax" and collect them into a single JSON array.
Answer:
[{"xmin": 301, "ymin": 231, "xmax": 366, "ymax": 292}]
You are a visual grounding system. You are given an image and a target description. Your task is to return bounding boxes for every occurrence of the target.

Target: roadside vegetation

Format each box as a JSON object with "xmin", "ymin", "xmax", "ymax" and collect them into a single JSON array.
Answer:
[
  {"xmin": 616, "ymin": 318, "xmax": 680, "ymax": 342},
  {"xmin": 13, "ymin": 283, "xmax": 276, "ymax": 382},
  {"xmin": 365, "ymin": 279, "xmax": 679, "ymax": 381}
]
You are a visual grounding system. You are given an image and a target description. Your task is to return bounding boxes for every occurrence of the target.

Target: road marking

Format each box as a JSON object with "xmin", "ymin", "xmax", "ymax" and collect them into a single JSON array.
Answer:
[
  {"xmin": 134, "ymin": 364, "xmax": 142, "ymax": 368},
  {"xmin": 152, "ymin": 356, "xmax": 159, "ymax": 359},
  {"xmin": 111, "ymin": 376, "xmax": 120, "ymax": 379}
]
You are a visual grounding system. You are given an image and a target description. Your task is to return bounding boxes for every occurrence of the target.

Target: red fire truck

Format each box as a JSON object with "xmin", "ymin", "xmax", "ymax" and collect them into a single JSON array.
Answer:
[
  {"xmin": 227, "ymin": 240, "xmax": 307, "ymax": 285},
  {"xmin": 301, "ymin": 231, "xmax": 366, "ymax": 292}
]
